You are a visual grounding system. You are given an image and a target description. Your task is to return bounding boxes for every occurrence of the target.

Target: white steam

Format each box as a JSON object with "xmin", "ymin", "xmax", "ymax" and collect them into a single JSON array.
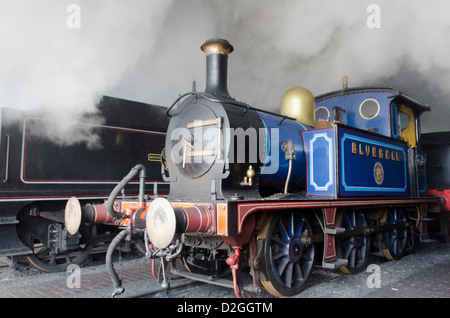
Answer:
[
  {"xmin": 0, "ymin": 0, "xmax": 173, "ymax": 146},
  {"xmin": 1, "ymin": 0, "xmax": 449, "ymax": 142},
  {"xmin": 208, "ymin": 0, "xmax": 450, "ymax": 133},
  {"xmin": 113, "ymin": 0, "xmax": 450, "ymax": 132}
]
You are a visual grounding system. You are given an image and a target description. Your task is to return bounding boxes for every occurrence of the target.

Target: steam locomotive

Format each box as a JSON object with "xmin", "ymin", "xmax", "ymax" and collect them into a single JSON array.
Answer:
[
  {"xmin": 0, "ymin": 97, "xmax": 169, "ymax": 272},
  {"xmin": 66, "ymin": 39, "xmax": 448, "ymax": 297},
  {"xmin": 422, "ymin": 131, "xmax": 450, "ymax": 239}
]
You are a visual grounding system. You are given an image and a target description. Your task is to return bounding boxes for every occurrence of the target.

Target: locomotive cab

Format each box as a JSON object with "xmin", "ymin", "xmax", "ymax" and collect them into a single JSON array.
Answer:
[
  {"xmin": 315, "ymin": 87, "xmax": 430, "ymax": 143},
  {"xmin": 389, "ymin": 93, "xmax": 430, "ymax": 195},
  {"xmin": 313, "ymin": 88, "xmax": 430, "ymax": 196}
]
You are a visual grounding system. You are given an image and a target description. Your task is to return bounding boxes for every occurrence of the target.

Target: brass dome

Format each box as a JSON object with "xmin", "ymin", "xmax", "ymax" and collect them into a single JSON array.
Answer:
[{"xmin": 281, "ymin": 87, "xmax": 315, "ymax": 127}]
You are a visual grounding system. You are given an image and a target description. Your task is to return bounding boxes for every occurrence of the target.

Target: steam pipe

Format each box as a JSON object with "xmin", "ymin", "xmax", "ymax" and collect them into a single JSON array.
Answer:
[
  {"xmin": 281, "ymin": 140, "xmax": 296, "ymax": 194},
  {"xmin": 284, "ymin": 160, "xmax": 293, "ymax": 194},
  {"xmin": 106, "ymin": 229, "xmax": 131, "ymax": 297},
  {"xmin": 107, "ymin": 164, "xmax": 147, "ymax": 219}
]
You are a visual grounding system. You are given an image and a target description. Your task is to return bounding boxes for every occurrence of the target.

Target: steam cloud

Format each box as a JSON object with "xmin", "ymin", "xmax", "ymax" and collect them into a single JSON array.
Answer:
[
  {"xmin": 0, "ymin": 0, "xmax": 174, "ymax": 146},
  {"xmin": 117, "ymin": 0, "xmax": 450, "ymax": 133},
  {"xmin": 1, "ymin": 0, "xmax": 449, "ymax": 146}
]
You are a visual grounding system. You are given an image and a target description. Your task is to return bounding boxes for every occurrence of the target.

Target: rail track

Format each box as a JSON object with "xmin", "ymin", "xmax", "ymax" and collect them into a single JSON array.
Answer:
[
  {"xmin": 114, "ymin": 239, "xmax": 450, "ymax": 298},
  {"xmin": 0, "ymin": 240, "xmax": 448, "ymax": 298}
]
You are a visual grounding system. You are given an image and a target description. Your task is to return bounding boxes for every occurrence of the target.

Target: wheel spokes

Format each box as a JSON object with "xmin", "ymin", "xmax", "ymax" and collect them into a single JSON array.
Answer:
[
  {"xmin": 276, "ymin": 256, "xmax": 290, "ymax": 276},
  {"xmin": 336, "ymin": 209, "xmax": 370, "ymax": 273},
  {"xmin": 284, "ymin": 263, "xmax": 294, "ymax": 287},
  {"xmin": 294, "ymin": 263, "xmax": 303, "ymax": 281},
  {"xmin": 271, "ymin": 236, "xmax": 286, "ymax": 247},
  {"xmin": 384, "ymin": 208, "xmax": 408, "ymax": 259},
  {"xmin": 266, "ymin": 213, "xmax": 315, "ymax": 294},
  {"xmin": 343, "ymin": 242, "xmax": 354, "ymax": 260},
  {"xmin": 278, "ymin": 219, "xmax": 289, "ymax": 242}
]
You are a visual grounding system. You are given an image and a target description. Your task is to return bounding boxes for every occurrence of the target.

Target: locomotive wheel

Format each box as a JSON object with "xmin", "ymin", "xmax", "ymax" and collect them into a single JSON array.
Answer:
[
  {"xmin": 21, "ymin": 221, "xmax": 94, "ymax": 273},
  {"xmin": 25, "ymin": 241, "xmax": 92, "ymax": 273},
  {"xmin": 381, "ymin": 208, "xmax": 408, "ymax": 260},
  {"xmin": 335, "ymin": 209, "xmax": 370, "ymax": 274},
  {"xmin": 259, "ymin": 212, "xmax": 315, "ymax": 297}
]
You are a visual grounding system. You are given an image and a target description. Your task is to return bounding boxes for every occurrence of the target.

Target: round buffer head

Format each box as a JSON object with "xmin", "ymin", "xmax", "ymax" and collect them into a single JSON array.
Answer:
[
  {"xmin": 65, "ymin": 197, "xmax": 82, "ymax": 235},
  {"xmin": 146, "ymin": 197, "xmax": 176, "ymax": 249}
]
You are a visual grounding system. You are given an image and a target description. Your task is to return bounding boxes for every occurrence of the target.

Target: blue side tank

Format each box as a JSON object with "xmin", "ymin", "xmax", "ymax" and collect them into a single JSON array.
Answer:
[{"xmin": 257, "ymin": 112, "xmax": 312, "ymax": 192}]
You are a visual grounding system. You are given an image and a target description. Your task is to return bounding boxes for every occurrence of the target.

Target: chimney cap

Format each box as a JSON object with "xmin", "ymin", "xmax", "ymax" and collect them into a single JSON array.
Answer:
[{"xmin": 201, "ymin": 38, "xmax": 234, "ymax": 56}]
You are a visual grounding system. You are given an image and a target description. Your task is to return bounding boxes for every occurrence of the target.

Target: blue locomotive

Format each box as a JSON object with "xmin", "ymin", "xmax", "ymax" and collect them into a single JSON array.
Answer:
[{"xmin": 68, "ymin": 39, "xmax": 445, "ymax": 297}]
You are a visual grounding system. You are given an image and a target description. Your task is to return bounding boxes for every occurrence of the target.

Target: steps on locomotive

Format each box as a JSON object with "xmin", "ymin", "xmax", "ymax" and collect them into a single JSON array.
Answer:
[
  {"xmin": 420, "ymin": 210, "xmax": 440, "ymax": 243},
  {"xmin": 321, "ymin": 258, "xmax": 348, "ymax": 269}
]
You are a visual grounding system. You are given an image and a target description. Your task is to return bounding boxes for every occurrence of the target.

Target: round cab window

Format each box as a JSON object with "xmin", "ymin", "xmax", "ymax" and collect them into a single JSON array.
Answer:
[
  {"xmin": 399, "ymin": 111, "xmax": 411, "ymax": 131},
  {"xmin": 359, "ymin": 99, "xmax": 380, "ymax": 120},
  {"xmin": 315, "ymin": 106, "xmax": 330, "ymax": 121}
]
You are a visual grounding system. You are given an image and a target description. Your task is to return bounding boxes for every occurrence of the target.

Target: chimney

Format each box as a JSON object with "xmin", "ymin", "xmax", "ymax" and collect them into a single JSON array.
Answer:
[{"xmin": 201, "ymin": 38, "xmax": 234, "ymax": 98}]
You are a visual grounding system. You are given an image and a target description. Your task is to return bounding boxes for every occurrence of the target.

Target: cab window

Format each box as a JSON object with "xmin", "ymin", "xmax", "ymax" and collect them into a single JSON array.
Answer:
[
  {"xmin": 390, "ymin": 102, "xmax": 398, "ymax": 138},
  {"xmin": 399, "ymin": 105, "xmax": 416, "ymax": 148},
  {"xmin": 315, "ymin": 106, "xmax": 330, "ymax": 121}
]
